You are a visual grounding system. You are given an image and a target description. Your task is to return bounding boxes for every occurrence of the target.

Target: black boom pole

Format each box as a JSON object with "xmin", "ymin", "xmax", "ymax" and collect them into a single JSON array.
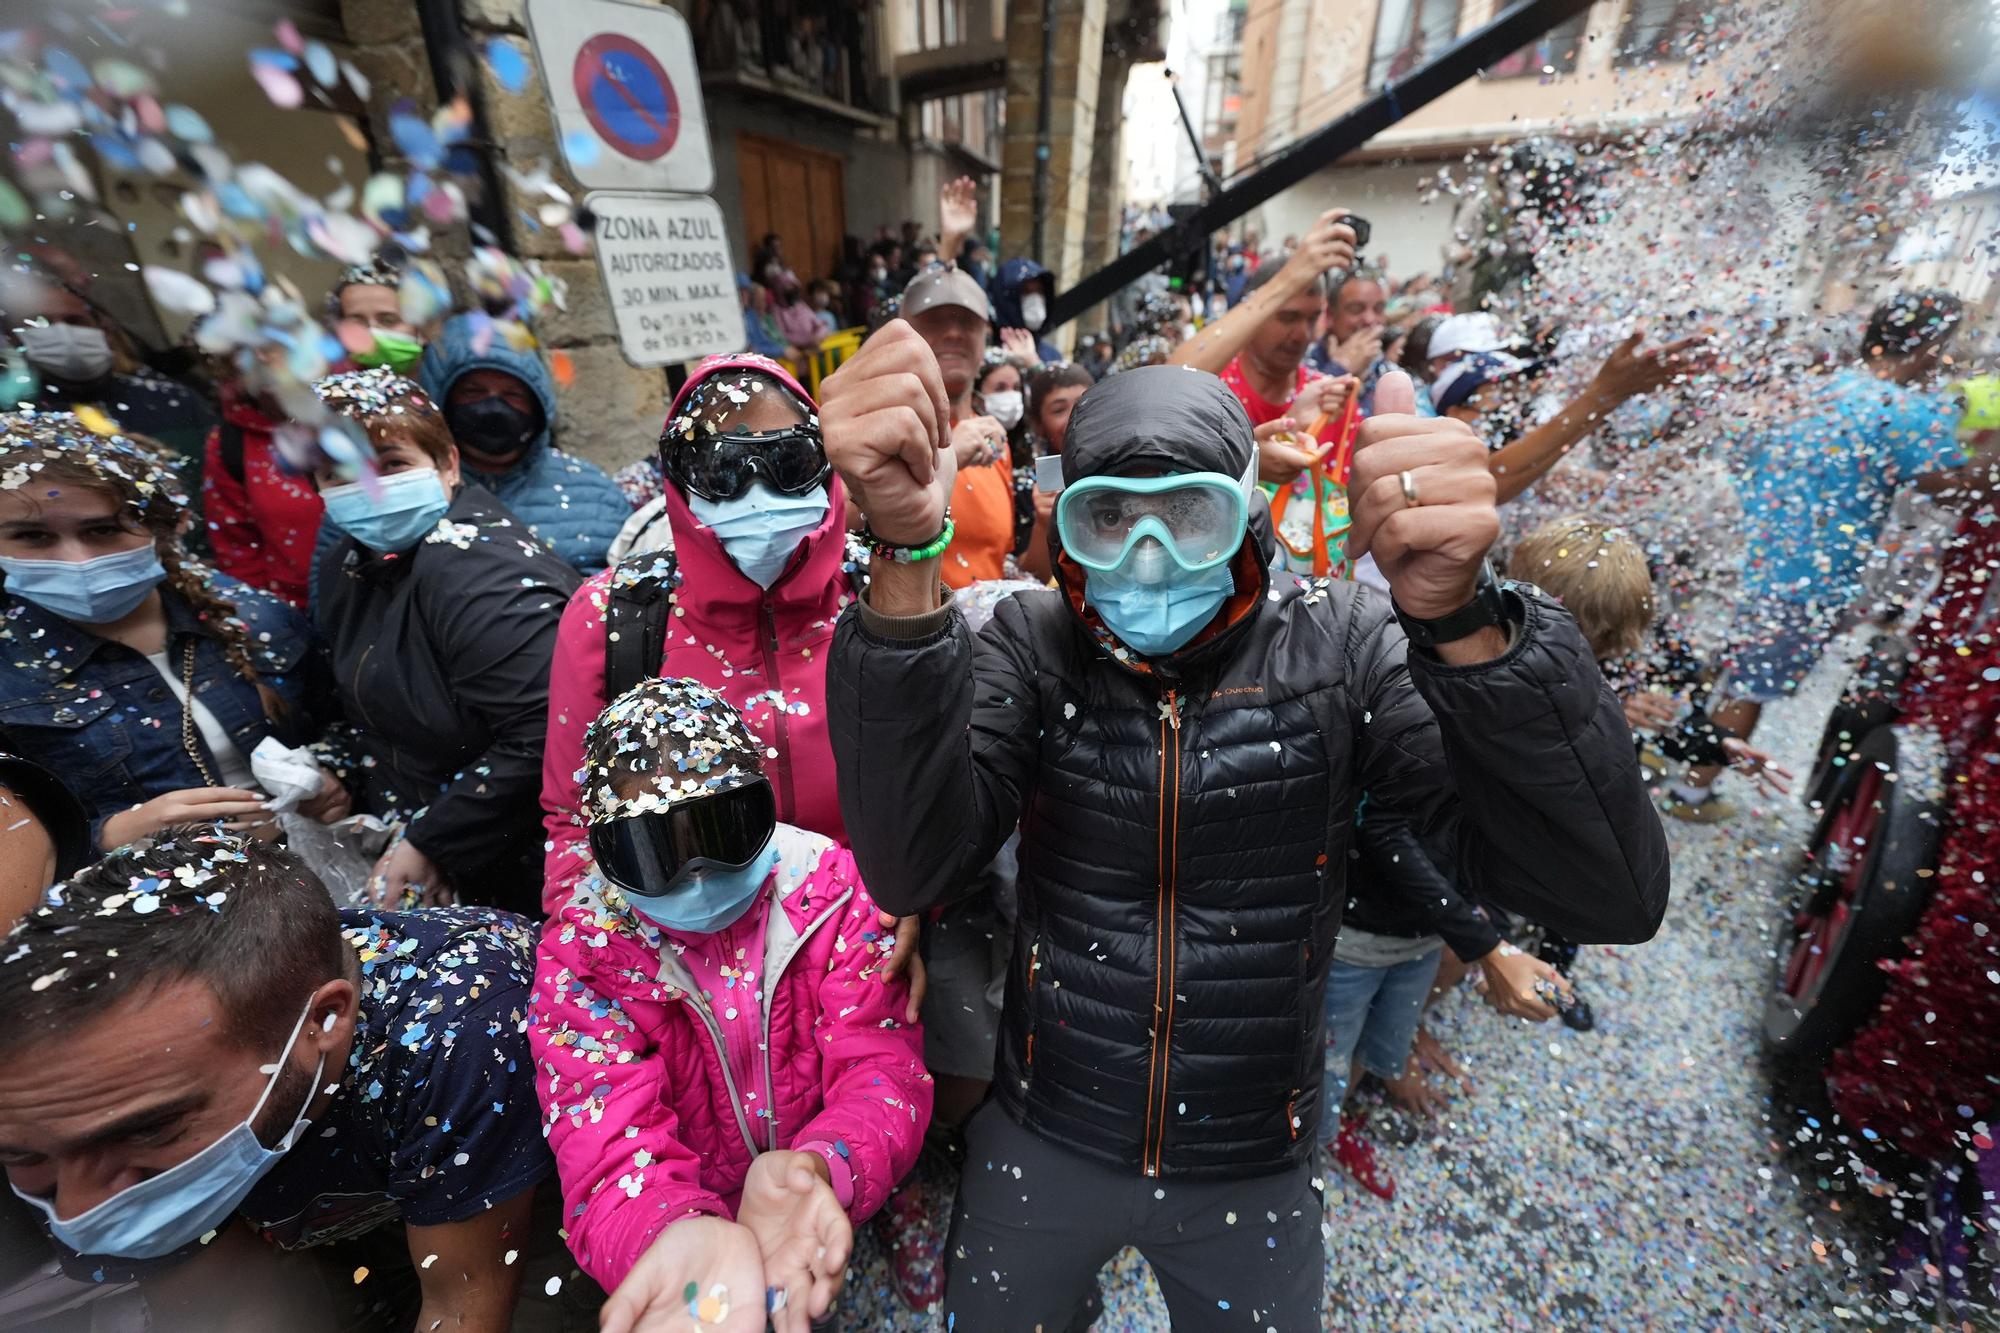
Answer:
[{"xmin": 1046, "ymin": 0, "xmax": 1594, "ymax": 331}]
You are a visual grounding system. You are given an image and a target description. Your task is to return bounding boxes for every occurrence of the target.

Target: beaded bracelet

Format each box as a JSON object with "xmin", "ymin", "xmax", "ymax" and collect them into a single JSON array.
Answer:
[{"xmin": 863, "ymin": 514, "xmax": 955, "ymax": 564}]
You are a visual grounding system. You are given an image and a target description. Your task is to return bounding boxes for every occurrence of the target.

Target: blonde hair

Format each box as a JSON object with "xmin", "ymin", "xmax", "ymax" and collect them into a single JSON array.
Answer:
[{"xmin": 1506, "ymin": 514, "xmax": 1654, "ymax": 660}]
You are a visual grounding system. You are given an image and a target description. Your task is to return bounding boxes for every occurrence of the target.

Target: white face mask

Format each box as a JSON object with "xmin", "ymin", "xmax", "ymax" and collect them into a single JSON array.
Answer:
[
  {"xmin": 1020, "ymin": 294, "xmax": 1048, "ymax": 331},
  {"xmin": 982, "ymin": 390, "xmax": 1024, "ymax": 430},
  {"xmin": 17, "ymin": 324, "xmax": 113, "ymax": 383}
]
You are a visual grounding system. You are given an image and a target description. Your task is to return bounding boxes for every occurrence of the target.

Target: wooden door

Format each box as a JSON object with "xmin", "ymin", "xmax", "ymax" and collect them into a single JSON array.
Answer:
[{"xmin": 736, "ymin": 133, "xmax": 847, "ymax": 283}]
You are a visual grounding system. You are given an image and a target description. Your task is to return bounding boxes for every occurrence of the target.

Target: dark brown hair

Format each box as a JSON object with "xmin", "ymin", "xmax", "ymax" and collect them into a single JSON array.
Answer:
[{"xmin": 0, "ymin": 828, "xmax": 347, "ymax": 1058}]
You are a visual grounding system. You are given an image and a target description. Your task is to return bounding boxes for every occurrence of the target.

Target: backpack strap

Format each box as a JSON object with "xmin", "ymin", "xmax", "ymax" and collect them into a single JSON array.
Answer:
[
  {"xmin": 217, "ymin": 416, "xmax": 247, "ymax": 485},
  {"xmin": 603, "ymin": 549, "xmax": 680, "ymax": 701}
]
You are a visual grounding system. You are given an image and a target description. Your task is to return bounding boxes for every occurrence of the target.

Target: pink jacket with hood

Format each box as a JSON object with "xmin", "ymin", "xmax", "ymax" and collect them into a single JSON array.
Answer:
[
  {"xmin": 529, "ymin": 822, "xmax": 932, "ymax": 1289},
  {"xmin": 539, "ymin": 354, "xmax": 855, "ymax": 915}
]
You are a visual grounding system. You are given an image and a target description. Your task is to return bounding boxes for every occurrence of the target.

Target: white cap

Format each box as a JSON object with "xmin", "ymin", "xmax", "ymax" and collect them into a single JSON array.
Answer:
[{"xmin": 1426, "ymin": 313, "xmax": 1508, "ymax": 364}]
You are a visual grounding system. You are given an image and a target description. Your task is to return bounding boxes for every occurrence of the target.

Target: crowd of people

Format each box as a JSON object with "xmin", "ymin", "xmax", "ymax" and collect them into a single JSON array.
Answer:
[{"xmin": 0, "ymin": 144, "xmax": 1991, "ymax": 1333}]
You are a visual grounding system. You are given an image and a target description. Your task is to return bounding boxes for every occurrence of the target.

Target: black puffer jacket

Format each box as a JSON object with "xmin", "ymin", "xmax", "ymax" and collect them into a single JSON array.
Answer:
[
  {"xmin": 316, "ymin": 483, "xmax": 580, "ymax": 913},
  {"xmin": 828, "ymin": 366, "xmax": 1669, "ymax": 1180}
]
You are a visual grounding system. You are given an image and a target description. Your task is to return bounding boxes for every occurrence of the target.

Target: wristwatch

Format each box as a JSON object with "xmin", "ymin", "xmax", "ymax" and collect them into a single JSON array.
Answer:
[{"xmin": 1392, "ymin": 561, "xmax": 1511, "ymax": 650}]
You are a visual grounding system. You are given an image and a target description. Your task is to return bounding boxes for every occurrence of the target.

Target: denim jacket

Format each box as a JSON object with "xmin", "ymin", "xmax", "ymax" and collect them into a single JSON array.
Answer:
[{"xmin": 0, "ymin": 574, "xmax": 331, "ymax": 844}]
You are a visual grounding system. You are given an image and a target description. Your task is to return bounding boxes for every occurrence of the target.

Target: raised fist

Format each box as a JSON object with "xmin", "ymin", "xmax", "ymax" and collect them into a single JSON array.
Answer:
[{"xmin": 818, "ymin": 320, "xmax": 957, "ymax": 545}]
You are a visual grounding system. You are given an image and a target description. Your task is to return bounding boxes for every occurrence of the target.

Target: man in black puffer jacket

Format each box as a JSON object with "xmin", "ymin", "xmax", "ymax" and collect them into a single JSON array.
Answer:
[{"xmin": 822, "ymin": 324, "xmax": 1669, "ymax": 1329}]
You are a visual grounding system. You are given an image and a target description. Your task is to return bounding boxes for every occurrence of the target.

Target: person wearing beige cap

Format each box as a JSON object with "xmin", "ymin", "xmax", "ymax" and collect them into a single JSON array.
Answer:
[{"xmin": 896, "ymin": 264, "xmax": 1017, "ymax": 589}]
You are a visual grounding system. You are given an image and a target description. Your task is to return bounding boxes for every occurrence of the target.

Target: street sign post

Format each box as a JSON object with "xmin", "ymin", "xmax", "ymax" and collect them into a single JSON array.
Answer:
[
  {"xmin": 585, "ymin": 191, "xmax": 744, "ymax": 367},
  {"xmin": 525, "ymin": 0, "xmax": 713, "ymax": 194}
]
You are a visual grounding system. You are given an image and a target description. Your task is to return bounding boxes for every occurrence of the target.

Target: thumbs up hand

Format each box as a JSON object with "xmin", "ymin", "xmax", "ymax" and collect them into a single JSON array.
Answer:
[{"xmin": 1344, "ymin": 371, "xmax": 1500, "ymax": 621}]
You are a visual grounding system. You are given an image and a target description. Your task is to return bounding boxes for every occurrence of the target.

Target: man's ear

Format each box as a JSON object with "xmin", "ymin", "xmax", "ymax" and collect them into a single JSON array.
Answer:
[{"xmin": 305, "ymin": 977, "xmax": 359, "ymax": 1060}]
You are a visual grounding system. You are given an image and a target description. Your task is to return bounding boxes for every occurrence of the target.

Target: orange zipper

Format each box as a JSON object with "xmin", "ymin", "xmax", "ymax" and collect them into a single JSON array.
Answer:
[
  {"xmin": 1287, "ymin": 1089, "xmax": 1300, "ymax": 1141},
  {"xmin": 1142, "ymin": 689, "xmax": 1182, "ymax": 1176},
  {"xmin": 1024, "ymin": 941, "xmax": 1042, "ymax": 1068}
]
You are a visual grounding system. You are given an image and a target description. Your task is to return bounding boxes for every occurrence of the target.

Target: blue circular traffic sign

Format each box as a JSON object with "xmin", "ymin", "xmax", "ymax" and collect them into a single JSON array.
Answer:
[{"xmin": 573, "ymin": 33, "xmax": 680, "ymax": 162}]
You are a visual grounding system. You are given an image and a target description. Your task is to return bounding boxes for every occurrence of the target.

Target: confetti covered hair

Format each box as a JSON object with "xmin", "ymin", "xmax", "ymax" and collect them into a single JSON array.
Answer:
[
  {"xmin": 1863, "ymin": 290, "xmax": 1963, "ymax": 362},
  {"xmin": 0, "ymin": 826, "xmax": 347, "ymax": 1058},
  {"xmin": 580, "ymin": 677, "xmax": 767, "ymax": 822},
  {"xmin": 0, "ymin": 411, "xmax": 290, "ymax": 720},
  {"xmin": 325, "ymin": 258, "xmax": 403, "ymax": 319},
  {"xmin": 1506, "ymin": 514, "xmax": 1654, "ymax": 660},
  {"xmin": 1027, "ymin": 361, "xmax": 1094, "ymax": 433},
  {"xmin": 313, "ymin": 369, "xmax": 456, "ymax": 466}
]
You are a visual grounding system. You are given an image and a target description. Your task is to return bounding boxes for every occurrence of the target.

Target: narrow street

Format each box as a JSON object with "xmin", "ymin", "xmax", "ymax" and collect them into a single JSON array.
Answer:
[{"xmin": 841, "ymin": 634, "xmax": 1892, "ymax": 1330}]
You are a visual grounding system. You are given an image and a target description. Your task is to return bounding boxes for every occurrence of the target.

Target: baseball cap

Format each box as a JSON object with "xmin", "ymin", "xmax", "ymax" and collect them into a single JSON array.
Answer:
[
  {"xmin": 1425, "ymin": 313, "xmax": 1508, "ymax": 365},
  {"xmin": 1431, "ymin": 351, "xmax": 1538, "ymax": 412},
  {"xmin": 900, "ymin": 262, "xmax": 991, "ymax": 323}
]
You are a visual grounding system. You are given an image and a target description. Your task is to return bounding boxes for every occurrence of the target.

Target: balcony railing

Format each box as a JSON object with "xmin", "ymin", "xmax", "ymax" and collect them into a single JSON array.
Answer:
[{"xmin": 690, "ymin": 0, "xmax": 886, "ymax": 117}]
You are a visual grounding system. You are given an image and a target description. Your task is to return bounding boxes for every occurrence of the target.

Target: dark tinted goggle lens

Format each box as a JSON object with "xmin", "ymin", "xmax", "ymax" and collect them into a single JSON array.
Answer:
[
  {"xmin": 667, "ymin": 429, "xmax": 829, "ymax": 502},
  {"xmin": 588, "ymin": 780, "xmax": 776, "ymax": 893}
]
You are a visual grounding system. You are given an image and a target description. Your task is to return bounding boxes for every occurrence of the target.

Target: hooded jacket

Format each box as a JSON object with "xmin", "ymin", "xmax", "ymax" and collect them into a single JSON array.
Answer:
[
  {"xmin": 528, "ymin": 822, "xmax": 931, "ymax": 1290},
  {"xmin": 316, "ymin": 482, "xmax": 582, "ymax": 913},
  {"xmin": 539, "ymin": 355, "xmax": 856, "ymax": 915},
  {"xmin": 202, "ymin": 393, "xmax": 326, "ymax": 608},
  {"xmin": 991, "ymin": 258, "xmax": 1062, "ymax": 364},
  {"xmin": 417, "ymin": 315, "xmax": 632, "ymax": 575},
  {"xmin": 827, "ymin": 364, "xmax": 1670, "ymax": 1180}
]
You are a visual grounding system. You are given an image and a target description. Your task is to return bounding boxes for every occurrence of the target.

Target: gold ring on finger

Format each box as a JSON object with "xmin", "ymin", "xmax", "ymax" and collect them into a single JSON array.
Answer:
[{"xmin": 1400, "ymin": 470, "xmax": 1420, "ymax": 508}]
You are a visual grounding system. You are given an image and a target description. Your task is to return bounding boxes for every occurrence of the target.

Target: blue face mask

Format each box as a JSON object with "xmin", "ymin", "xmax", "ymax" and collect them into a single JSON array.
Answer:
[
  {"xmin": 0, "ymin": 543, "xmax": 166, "ymax": 624},
  {"xmin": 688, "ymin": 483, "xmax": 828, "ymax": 589},
  {"xmin": 10, "ymin": 1000, "xmax": 325, "ymax": 1259},
  {"xmin": 1084, "ymin": 537, "xmax": 1237, "ymax": 658},
  {"xmin": 320, "ymin": 468, "xmax": 452, "ymax": 554},
  {"xmin": 620, "ymin": 832, "xmax": 779, "ymax": 935}
]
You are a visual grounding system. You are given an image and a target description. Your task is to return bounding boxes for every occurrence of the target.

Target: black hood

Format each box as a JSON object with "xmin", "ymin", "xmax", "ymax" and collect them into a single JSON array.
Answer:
[
  {"xmin": 1061, "ymin": 363, "xmax": 1255, "ymax": 486},
  {"xmin": 1050, "ymin": 365, "xmax": 1272, "ymax": 670}
]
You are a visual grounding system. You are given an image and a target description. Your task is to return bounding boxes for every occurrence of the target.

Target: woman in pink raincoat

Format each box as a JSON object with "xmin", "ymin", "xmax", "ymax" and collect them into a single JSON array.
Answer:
[
  {"xmin": 539, "ymin": 354, "xmax": 855, "ymax": 918},
  {"xmin": 529, "ymin": 677, "xmax": 932, "ymax": 1331}
]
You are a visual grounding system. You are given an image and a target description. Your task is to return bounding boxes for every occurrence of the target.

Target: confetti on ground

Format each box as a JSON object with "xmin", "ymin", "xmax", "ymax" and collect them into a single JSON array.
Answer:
[{"xmin": 837, "ymin": 635, "xmax": 1921, "ymax": 1330}]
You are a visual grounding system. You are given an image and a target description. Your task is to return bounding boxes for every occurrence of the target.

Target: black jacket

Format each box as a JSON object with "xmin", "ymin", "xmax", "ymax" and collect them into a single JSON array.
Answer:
[
  {"xmin": 315, "ymin": 483, "xmax": 580, "ymax": 912},
  {"xmin": 828, "ymin": 366, "xmax": 1669, "ymax": 1180},
  {"xmin": 1347, "ymin": 813, "xmax": 1502, "ymax": 962}
]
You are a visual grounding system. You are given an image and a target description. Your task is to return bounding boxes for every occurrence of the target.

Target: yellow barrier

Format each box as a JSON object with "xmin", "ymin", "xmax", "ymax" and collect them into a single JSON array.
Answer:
[{"xmin": 805, "ymin": 327, "xmax": 865, "ymax": 397}]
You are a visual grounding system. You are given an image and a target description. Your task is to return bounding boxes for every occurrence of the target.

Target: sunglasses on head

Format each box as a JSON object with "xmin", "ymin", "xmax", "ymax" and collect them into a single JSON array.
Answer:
[
  {"xmin": 588, "ymin": 779, "xmax": 777, "ymax": 896},
  {"xmin": 662, "ymin": 427, "xmax": 831, "ymax": 503}
]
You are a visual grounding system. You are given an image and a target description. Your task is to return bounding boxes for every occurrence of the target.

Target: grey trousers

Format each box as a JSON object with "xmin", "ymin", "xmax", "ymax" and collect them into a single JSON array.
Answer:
[{"xmin": 942, "ymin": 1101, "xmax": 1325, "ymax": 1332}]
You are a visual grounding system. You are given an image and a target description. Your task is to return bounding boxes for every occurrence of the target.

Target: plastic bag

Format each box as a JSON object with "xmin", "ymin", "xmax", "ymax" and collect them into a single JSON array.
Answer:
[{"xmin": 249, "ymin": 738, "xmax": 391, "ymax": 906}]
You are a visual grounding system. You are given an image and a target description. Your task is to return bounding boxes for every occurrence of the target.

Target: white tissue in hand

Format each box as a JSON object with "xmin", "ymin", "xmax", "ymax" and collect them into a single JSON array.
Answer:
[{"xmin": 250, "ymin": 737, "xmax": 325, "ymax": 813}]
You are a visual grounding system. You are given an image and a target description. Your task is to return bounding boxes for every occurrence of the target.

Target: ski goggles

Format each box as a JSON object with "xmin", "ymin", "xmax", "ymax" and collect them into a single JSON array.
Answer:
[
  {"xmin": 662, "ymin": 427, "xmax": 831, "ymax": 503},
  {"xmin": 1054, "ymin": 447, "xmax": 1258, "ymax": 574},
  {"xmin": 588, "ymin": 778, "xmax": 777, "ymax": 894}
]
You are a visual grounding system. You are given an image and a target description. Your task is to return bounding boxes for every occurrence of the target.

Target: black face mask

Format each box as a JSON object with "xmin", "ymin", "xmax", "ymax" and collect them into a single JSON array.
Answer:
[{"xmin": 446, "ymin": 396, "xmax": 541, "ymax": 462}]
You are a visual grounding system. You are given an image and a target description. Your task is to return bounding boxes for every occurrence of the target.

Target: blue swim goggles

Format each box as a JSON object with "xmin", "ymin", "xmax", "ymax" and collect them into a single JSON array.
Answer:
[{"xmin": 1053, "ymin": 446, "xmax": 1258, "ymax": 573}]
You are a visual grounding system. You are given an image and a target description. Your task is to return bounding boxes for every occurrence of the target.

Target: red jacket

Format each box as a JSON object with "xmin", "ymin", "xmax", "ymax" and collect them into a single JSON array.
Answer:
[
  {"xmin": 539, "ymin": 451, "xmax": 856, "ymax": 915},
  {"xmin": 201, "ymin": 396, "xmax": 324, "ymax": 608}
]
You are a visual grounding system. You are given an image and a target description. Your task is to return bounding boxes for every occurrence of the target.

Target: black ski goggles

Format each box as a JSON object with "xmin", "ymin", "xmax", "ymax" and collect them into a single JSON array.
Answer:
[
  {"xmin": 661, "ymin": 427, "xmax": 831, "ymax": 503},
  {"xmin": 589, "ymin": 778, "xmax": 777, "ymax": 895}
]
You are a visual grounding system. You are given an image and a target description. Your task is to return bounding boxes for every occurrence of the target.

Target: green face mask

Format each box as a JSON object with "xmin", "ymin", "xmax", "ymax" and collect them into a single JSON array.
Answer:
[{"xmin": 352, "ymin": 329, "xmax": 424, "ymax": 374}]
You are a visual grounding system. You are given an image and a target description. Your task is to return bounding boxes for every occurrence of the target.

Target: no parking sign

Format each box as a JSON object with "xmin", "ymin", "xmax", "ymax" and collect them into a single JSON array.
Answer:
[{"xmin": 526, "ymin": 0, "xmax": 713, "ymax": 193}]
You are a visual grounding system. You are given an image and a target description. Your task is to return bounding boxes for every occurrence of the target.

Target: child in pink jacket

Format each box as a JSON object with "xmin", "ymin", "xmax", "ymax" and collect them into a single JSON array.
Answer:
[{"xmin": 529, "ymin": 677, "xmax": 931, "ymax": 1330}]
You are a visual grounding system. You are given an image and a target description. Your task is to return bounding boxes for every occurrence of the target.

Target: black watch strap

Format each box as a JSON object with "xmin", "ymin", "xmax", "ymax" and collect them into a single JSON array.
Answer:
[{"xmin": 1392, "ymin": 562, "xmax": 1510, "ymax": 650}]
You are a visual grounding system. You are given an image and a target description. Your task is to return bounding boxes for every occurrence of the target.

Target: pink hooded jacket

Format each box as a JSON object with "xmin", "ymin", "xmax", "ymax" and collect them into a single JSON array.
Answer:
[
  {"xmin": 540, "ymin": 354, "xmax": 856, "ymax": 915},
  {"xmin": 529, "ymin": 823, "xmax": 932, "ymax": 1290}
]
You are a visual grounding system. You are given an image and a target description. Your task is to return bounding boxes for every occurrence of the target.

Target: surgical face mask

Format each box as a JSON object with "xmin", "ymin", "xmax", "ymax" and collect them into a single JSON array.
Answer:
[
  {"xmin": 352, "ymin": 329, "xmax": 424, "ymax": 375},
  {"xmin": 620, "ymin": 832, "xmax": 778, "ymax": 935},
  {"xmin": 1020, "ymin": 294, "xmax": 1048, "ymax": 331},
  {"xmin": 0, "ymin": 543, "xmax": 166, "ymax": 624},
  {"xmin": 320, "ymin": 468, "xmax": 452, "ymax": 554},
  {"xmin": 10, "ymin": 1000, "xmax": 326, "ymax": 1260},
  {"xmin": 445, "ymin": 396, "xmax": 541, "ymax": 464},
  {"xmin": 982, "ymin": 390, "xmax": 1024, "ymax": 430},
  {"xmin": 688, "ymin": 482, "xmax": 829, "ymax": 588},
  {"xmin": 17, "ymin": 324, "xmax": 114, "ymax": 383},
  {"xmin": 1084, "ymin": 537, "xmax": 1236, "ymax": 658}
]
